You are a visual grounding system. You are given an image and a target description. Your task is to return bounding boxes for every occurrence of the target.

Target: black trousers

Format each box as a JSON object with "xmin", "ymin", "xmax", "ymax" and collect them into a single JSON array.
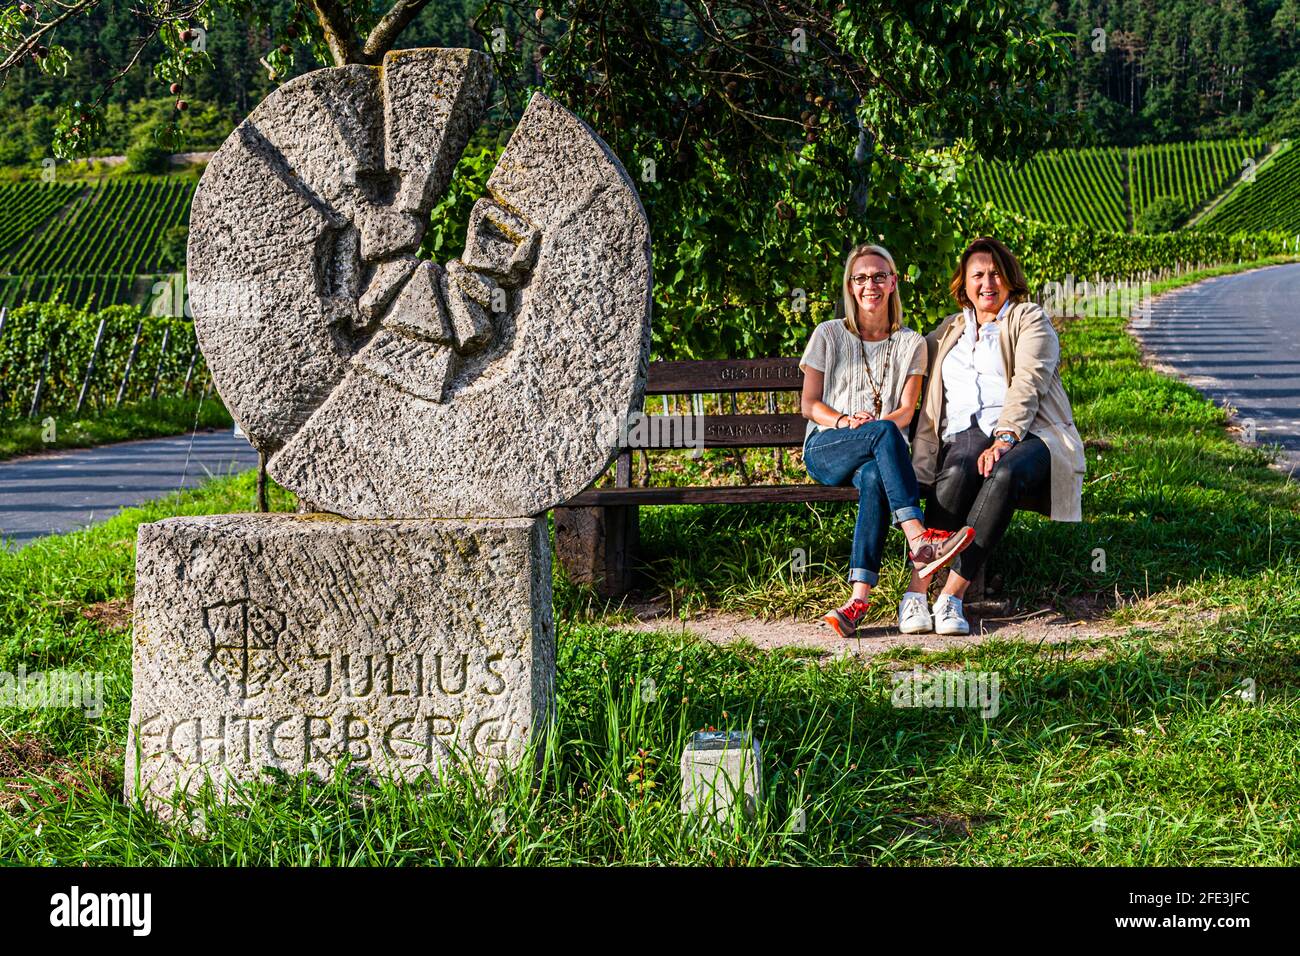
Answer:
[{"xmin": 924, "ymin": 414, "xmax": 1051, "ymax": 580}]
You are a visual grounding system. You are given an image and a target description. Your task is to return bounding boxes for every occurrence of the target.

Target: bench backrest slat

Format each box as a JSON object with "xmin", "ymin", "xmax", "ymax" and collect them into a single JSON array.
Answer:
[
  {"xmin": 623, "ymin": 413, "xmax": 807, "ymax": 449},
  {"xmin": 646, "ymin": 358, "xmax": 803, "ymax": 394}
]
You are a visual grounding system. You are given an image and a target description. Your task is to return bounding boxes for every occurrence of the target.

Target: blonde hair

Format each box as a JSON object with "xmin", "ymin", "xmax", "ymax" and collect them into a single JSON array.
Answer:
[{"xmin": 841, "ymin": 242, "xmax": 904, "ymax": 336}]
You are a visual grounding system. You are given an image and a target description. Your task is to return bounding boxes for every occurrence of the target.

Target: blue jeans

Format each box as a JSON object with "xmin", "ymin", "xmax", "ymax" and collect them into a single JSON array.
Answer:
[{"xmin": 803, "ymin": 421, "xmax": 925, "ymax": 586}]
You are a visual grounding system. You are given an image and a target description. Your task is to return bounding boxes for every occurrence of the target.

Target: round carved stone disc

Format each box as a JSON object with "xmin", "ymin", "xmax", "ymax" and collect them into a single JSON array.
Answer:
[{"xmin": 188, "ymin": 48, "xmax": 652, "ymax": 519}]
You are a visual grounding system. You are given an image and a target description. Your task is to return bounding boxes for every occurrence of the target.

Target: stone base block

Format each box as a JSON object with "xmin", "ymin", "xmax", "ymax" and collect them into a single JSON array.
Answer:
[{"xmin": 125, "ymin": 513, "xmax": 554, "ymax": 814}]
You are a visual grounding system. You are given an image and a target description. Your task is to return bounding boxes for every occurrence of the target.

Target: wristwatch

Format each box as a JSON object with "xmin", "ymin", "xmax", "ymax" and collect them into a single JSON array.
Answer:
[{"xmin": 994, "ymin": 431, "xmax": 1019, "ymax": 446}]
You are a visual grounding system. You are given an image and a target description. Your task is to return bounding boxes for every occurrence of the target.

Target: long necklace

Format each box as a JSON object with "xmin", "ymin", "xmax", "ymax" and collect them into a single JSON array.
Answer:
[{"xmin": 857, "ymin": 324, "xmax": 895, "ymax": 419}]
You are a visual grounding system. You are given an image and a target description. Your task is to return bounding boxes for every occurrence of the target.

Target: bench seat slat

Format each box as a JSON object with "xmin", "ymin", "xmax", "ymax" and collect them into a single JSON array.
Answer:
[{"xmin": 622, "ymin": 413, "xmax": 808, "ymax": 448}]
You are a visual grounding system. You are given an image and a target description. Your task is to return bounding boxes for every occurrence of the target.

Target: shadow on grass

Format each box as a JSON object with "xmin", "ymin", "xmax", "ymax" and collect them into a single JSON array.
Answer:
[{"xmin": 6, "ymin": 611, "xmax": 1296, "ymax": 865}]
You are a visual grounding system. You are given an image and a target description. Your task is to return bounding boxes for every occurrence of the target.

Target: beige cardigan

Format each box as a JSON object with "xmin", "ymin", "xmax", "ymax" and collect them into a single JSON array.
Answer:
[{"xmin": 911, "ymin": 301, "xmax": 1086, "ymax": 522}]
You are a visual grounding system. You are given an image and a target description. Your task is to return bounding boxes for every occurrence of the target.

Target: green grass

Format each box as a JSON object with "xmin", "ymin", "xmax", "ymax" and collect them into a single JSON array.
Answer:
[
  {"xmin": 1, "ymin": 266, "xmax": 1299, "ymax": 864},
  {"xmin": 0, "ymin": 397, "xmax": 232, "ymax": 461},
  {"xmin": 3, "ymin": 552, "xmax": 1299, "ymax": 863}
]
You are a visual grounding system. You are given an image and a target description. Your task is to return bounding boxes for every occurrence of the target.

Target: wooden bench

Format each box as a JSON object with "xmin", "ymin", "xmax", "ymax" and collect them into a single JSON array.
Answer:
[
  {"xmin": 554, "ymin": 355, "xmax": 997, "ymax": 602},
  {"xmin": 552, "ymin": 357, "xmax": 876, "ymax": 596}
]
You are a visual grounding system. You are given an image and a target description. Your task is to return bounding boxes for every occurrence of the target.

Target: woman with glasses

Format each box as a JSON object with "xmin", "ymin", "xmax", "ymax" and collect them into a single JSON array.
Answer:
[{"xmin": 800, "ymin": 242, "xmax": 974, "ymax": 639}]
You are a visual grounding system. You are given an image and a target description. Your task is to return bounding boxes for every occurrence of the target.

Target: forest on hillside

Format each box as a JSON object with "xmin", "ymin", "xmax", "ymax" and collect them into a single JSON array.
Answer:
[
  {"xmin": 0, "ymin": 0, "xmax": 483, "ymax": 162},
  {"xmin": 1046, "ymin": 0, "xmax": 1300, "ymax": 144},
  {"xmin": 2, "ymin": 1, "xmax": 1300, "ymax": 160}
]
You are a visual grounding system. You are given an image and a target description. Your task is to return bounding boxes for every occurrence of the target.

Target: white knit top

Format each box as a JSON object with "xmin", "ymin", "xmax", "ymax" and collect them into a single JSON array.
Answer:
[{"xmin": 798, "ymin": 320, "xmax": 927, "ymax": 449}]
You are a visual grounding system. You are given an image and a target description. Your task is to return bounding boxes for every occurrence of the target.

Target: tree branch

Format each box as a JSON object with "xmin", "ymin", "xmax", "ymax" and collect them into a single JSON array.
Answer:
[
  {"xmin": 89, "ymin": 25, "xmax": 160, "ymax": 110},
  {"xmin": 362, "ymin": 0, "xmax": 434, "ymax": 61},
  {"xmin": 307, "ymin": 0, "xmax": 364, "ymax": 66},
  {"xmin": 0, "ymin": 0, "xmax": 100, "ymax": 76}
]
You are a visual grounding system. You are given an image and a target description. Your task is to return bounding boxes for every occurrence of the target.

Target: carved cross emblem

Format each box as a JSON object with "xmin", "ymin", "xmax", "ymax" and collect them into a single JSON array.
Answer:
[{"xmin": 202, "ymin": 599, "xmax": 290, "ymax": 700}]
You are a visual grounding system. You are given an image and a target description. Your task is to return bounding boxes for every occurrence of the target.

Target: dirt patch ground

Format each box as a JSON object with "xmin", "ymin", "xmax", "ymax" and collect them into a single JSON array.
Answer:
[
  {"xmin": 620, "ymin": 595, "xmax": 1123, "ymax": 660},
  {"xmin": 0, "ymin": 734, "xmax": 118, "ymax": 811},
  {"xmin": 78, "ymin": 598, "xmax": 133, "ymax": 632}
]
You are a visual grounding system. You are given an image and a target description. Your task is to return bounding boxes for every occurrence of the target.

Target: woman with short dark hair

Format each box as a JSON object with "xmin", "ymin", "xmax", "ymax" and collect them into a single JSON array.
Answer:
[{"xmin": 902, "ymin": 237, "xmax": 1086, "ymax": 636}]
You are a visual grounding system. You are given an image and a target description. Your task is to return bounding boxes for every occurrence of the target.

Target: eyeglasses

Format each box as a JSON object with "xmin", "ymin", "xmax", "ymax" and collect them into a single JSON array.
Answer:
[{"xmin": 851, "ymin": 272, "xmax": 894, "ymax": 286}]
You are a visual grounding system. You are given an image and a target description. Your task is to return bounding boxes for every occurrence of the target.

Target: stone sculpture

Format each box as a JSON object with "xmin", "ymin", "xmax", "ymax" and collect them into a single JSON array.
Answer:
[
  {"xmin": 186, "ymin": 48, "xmax": 652, "ymax": 519},
  {"xmin": 126, "ymin": 47, "xmax": 652, "ymax": 815}
]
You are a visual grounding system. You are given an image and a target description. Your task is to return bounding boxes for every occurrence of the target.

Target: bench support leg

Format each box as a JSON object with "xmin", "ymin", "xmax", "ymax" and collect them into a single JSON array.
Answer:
[{"xmin": 554, "ymin": 505, "xmax": 640, "ymax": 598}]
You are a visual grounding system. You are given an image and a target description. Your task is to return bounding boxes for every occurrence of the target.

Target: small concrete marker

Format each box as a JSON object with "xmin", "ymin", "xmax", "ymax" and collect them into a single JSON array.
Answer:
[{"xmin": 680, "ymin": 730, "xmax": 762, "ymax": 824}]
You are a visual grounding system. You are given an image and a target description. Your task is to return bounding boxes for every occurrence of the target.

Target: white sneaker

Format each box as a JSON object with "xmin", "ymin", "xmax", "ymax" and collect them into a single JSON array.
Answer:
[
  {"xmin": 933, "ymin": 595, "xmax": 970, "ymax": 636},
  {"xmin": 898, "ymin": 592, "xmax": 933, "ymax": 634}
]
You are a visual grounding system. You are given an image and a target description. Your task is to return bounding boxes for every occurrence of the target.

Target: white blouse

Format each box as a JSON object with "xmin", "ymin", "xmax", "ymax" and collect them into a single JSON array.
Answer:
[{"xmin": 941, "ymin": 299, "xmax": 1011, "ymax": 439}]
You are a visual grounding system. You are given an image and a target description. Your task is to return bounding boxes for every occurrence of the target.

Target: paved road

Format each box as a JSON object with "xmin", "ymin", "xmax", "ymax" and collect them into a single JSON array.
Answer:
[
  {"xmin": 0, "ymin": 429, "xmax": 258, "ymax": 549},
  {"xmin": 1133, "ymin": 262, "xmax": 1300, "ymax": 476}
]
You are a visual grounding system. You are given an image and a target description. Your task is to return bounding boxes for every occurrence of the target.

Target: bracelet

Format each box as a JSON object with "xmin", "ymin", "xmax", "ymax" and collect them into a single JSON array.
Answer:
[{"xmin": 835, "ymin": 413, "xmax": 848, "ymax": 428}]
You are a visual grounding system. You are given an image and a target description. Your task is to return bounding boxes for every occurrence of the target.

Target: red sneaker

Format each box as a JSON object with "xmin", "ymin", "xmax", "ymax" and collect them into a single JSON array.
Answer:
[
  {"xmin": 823, "ymin": 597, "xmax": 872, "ymax": 638},
  {"xmin": 908, "ymin": 526, "xmax": 976, "ymax": 580}
]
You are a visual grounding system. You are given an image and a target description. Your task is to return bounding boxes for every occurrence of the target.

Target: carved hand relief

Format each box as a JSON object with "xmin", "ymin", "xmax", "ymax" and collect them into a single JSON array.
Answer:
[{"xmin": 187, "ymin": 48, "xmax": 652, "ymax": 519}]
